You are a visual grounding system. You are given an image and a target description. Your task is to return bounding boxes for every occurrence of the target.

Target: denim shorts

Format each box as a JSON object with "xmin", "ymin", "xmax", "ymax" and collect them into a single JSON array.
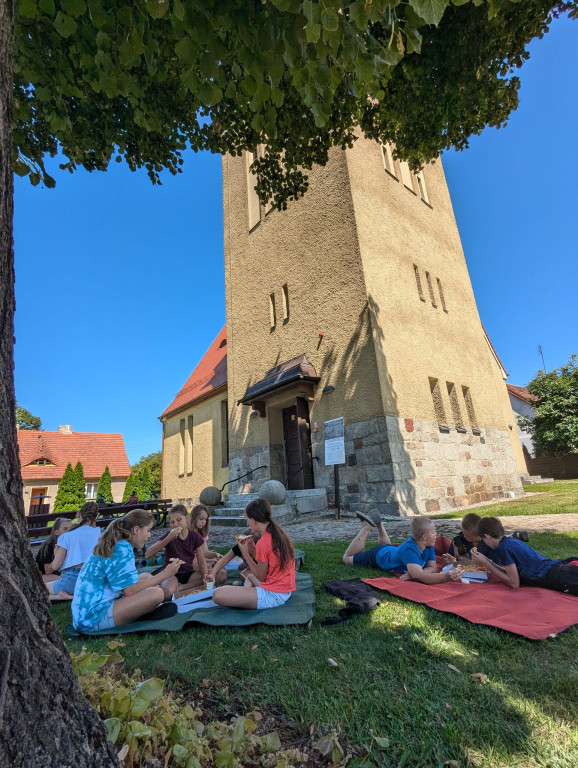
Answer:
[
  {"xmin": 90, "ymin": 603, "xmax": 116, "ymax": 631},
  {"xmin": 352, "ymin": 544, "xmax": 385, "ymax": 569},
  {"xmin": 255, "ymin": 587, "xmax": 291, "ymax": 610},
  {"xmin": 52, "ymin": 567, "xmax": 81, "ymax": 595}
]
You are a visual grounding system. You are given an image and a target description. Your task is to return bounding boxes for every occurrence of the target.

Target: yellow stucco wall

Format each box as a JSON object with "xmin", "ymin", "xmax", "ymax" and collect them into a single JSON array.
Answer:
[
  {"xmin": 345, "ymin": 136, "xmax": 517, "ymax": 433},
  {"xmin": 22, "ymin": 477, "xmax": 126, "ymax": 513},
  {"xmin": 161, "ymin": 388, "xmax": 229, "ymax": 502},
  {"xmin": 223, "ymin": 149, "xmax": 384, "ymax": 457}
]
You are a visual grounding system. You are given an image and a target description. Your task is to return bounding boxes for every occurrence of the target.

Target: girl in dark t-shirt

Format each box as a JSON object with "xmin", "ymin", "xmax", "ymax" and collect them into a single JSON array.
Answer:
[
  {"xmin": 145, "ymin": 505, "xmax": 223, "ymax": 595},
  {"xmin": 35, "ymin": 518, "xmax": 73, "ymax": 575}
]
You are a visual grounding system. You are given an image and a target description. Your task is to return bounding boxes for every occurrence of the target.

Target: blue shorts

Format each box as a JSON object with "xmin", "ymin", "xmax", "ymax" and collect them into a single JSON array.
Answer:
[
  {"xmin": 352, "ymin": 544, "xmax": 388, "ymax": 569},
  {"xmin": 255, "ymin": 588, "xmax": 291, "ymax": 610},
  {"xmin": 52, "ymin": 568, "xmax": 81, "ymax": 595},
  {"xmin": 90, "ymin": 603, "xmax": 116, "ymax": 632}
]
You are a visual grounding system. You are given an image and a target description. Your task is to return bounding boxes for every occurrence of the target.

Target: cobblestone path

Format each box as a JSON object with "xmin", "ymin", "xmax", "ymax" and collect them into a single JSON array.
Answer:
[{"xmin": 205, "ymin": 512, "xmax": 578, "ymax": 548}]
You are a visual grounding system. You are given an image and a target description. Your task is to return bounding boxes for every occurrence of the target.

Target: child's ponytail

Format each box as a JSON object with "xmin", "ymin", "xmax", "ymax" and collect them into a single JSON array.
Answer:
[
  {"xmin": 70, "ymin": 500, "xmax": 99, "ymax": 531},
  {"xmin": 94, "ymin": 509, "xmax": 154, "ymax": 558},
  {"xmin": 245, "ymin": 498, "xmax": 294, "ymax": 570}
]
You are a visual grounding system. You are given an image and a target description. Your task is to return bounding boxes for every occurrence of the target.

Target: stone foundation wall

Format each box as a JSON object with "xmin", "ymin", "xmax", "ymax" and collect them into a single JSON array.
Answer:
[
  {"xmin": 311, "ymin": 415, "xmax": 400, "ymax": 517},
  {"xmin": 227, "ymin": 444, "xmax": 271, "ymax": 494},
  {"xmin": 386, "ymin": 416, "xmax": 524, "ymax": 515},
  {"xmin": 226, "ymin": 415, "xmax": 523, "ymax": 516}
]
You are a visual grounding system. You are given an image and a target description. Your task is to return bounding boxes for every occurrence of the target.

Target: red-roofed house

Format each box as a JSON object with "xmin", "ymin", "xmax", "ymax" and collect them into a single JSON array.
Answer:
[
  {"xmin": 17, "ymin": 426, "xmax": 131, "ymax": 513},
  {"xmin": 159, "ymin": 327, "xmax": 229, "ymax": 503},
  {"xmin": 506, "ymin": 384, "xmax": 538, "ymax": 459}
]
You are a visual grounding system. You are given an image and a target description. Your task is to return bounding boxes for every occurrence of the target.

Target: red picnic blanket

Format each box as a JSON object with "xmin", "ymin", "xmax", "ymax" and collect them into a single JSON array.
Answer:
[{"xmin": 363, "ymin": 576, "xmax": 578, "ymax": 640}]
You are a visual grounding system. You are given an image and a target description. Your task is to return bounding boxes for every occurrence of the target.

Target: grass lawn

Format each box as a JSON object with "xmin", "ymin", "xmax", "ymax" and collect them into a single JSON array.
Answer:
[
  {"xmin": 51, "ymin": 531, "xmax": 578, "ymax": 768},
  {"xmin": 432, "ymin": 481, "xmax": 578, "ymax": 520}
]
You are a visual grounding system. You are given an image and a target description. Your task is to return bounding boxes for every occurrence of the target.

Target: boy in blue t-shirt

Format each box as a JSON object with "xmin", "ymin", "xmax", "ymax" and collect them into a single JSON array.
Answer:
[
  {"xmin": 471, "ymin": 517, "xmax": 578, "ymax": 595},
  {"xmin": 343, "ymin": 512, "xmax": 464, "ymax": 585}
]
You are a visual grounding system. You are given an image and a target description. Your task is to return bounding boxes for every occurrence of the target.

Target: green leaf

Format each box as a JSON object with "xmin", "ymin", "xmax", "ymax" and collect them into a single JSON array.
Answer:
[
  {"xmin": 136, "ymin": 678, "xmax": 164, "ymax": 702},
  {"xmin": 61, "ymin": 0, "xmax": 86, "ymax": 18},
  {"xmin": 129, "ymin": 696, "xmax": 150, "ymax": 718},
  {"xmin": 172, "ymin": 743, "xmax": 188, "ymax": 764},
  {"xmin": 146, "ymin": 0, "xmax": 168, "ymax": 20},
  {"xmin": 349, "ymin": 1, "xmax": 369, "ymax": 30},
  {"xmin": 104, "ymin": 718, "xmax": 121, "ymax": 745},
  {"xmin": 54, "ymin": 11, "xmax": 77, "ymax": 37},
  {"xmin": 408, "ymin": 0, "xmax": 449, "ymax": 26},
  {"xmin": 38, "ymin": 0, "xmax": 55, "ymax": 14},
  {"xmin": 175, "ymin": 37, "xmax": 195, "ymax": 65},
  {"xmin": 173, "ymin": 0, "xmax": 185, "ymax": 21},
  {"xmin": 261, "ymin": 731, "xmax": 282, "ymax": 752},
  {"xmin": 19, "ymin": 0, "xmax": 38, "ymax": 19},
  {"xmin": 305, "ymin": 23, "xmax": 321, "ymax": 44},
  {"xmin": 13, "ymin": 160, "xmax": 31, "ymax": 177},
  {"xmin": 199, "ymin": 53, "xmax": 220, "ymax": 79},
  {"xmin": 321, "ymin": 8, "xmax": 339, "ymax": 32},
  {"xmin": 215, "ymin": 750, "xmax": 237, "ymax": 768},
  {"xmin": 124, "ymin": 721, "xmax": 152, "ymax": 742}
]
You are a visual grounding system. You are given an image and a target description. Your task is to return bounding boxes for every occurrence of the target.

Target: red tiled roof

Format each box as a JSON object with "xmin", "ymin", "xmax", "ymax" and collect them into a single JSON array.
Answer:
[
  {"xmin": 506, "ymin": 384, "xmax": 538, "ymax": 404},
  {"xmin": 17, "ymin": 431, "xmax": 131, "ymax": 481},
  {"xmin": 161, "ymin": 326, "xmax": 227, "ymax": 418}
]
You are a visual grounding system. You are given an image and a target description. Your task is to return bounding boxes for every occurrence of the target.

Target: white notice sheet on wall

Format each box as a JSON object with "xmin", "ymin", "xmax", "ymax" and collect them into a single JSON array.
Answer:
[{"xmin": 324, "ymin": 417, "xmax": 345, "ymax": 466}]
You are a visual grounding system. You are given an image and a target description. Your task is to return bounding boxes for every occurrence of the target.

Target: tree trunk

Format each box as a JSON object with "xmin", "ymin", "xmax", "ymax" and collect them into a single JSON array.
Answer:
[{"xmin": 0, "ymin": 4, "xmax": 118, "ymax": 766}]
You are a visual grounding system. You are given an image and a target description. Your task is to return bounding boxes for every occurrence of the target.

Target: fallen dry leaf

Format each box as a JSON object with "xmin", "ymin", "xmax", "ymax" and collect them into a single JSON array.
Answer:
[
  {"xmin": 107, "ymin": 641, "xmax": 124, "ymax": 650},
  {"xmin": 471, "ymin": 672, "xmax": 488, "ymax": 684},
  {"xmin": 251, "ymin": 644, "xmax": 258, "ymax": 651},
  {"xmin": 447, "ymin": 664, "xmax": 461, "ymax": 673},
  {"xmin": 162, "ymin": 645, "xmax": 174, "ymax": 654},
  {"xmin": 444, "ymin": 761, "xmax": 461, "ymax": 767}
]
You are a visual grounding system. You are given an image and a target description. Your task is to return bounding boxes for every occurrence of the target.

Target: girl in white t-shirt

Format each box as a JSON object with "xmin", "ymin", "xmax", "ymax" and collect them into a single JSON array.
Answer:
[{"xmin": 45, "ymin": 501, "xmax": 102, "ymax": 599}]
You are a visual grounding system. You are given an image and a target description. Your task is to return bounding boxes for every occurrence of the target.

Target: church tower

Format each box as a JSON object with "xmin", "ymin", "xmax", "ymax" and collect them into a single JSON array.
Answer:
[{"xmin": 222, "ymin": 136, "xmax": 525, "ymax": 516}]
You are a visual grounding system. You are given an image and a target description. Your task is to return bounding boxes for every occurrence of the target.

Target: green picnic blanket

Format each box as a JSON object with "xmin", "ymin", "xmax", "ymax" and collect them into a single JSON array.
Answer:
[{"xmin": 66, "ymin": 571, "xmax": 314, "ymax": 636}]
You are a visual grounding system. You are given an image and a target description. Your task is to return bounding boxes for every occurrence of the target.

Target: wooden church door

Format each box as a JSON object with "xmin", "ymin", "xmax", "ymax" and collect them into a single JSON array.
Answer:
[{"xmin": 282, "ymin": 398, "xmax": 314, "ymax": 490}]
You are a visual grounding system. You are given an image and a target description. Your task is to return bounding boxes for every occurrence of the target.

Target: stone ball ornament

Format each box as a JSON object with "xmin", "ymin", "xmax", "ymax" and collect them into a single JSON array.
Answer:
[
  {"xmin": 258, "ymin": 479, "xmax": 287, "ymax": 506},
  {"xmin": 199, "ymin": 486, "xmax": 222, "ymax": 507}
]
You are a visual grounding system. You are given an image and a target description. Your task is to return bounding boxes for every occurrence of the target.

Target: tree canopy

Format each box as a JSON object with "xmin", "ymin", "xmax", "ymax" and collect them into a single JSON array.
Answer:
[
  {"xmin": 131, "ymin": 451, "xmax": 162, "ymax": 496},
  {"xmin": 15, "ymin": 0, "xmax": 576, "ymax": 207},
  {"xmin": 522, "ymin": 355, "xmax": 578, "ymax": 455},
  {"xmin": 15, "ymin": 402, "xmax": 42, "ymax": 430}
]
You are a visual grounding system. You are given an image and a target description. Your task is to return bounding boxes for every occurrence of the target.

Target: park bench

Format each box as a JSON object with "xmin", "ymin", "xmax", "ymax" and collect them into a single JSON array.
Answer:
[{"xmin": 26, "ymin": 499, "xmax": 172, "ymax": 543}]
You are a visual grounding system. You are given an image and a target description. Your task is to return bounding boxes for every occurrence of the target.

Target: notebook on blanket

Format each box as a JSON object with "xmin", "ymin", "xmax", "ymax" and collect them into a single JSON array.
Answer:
[
  {"xmin": 66, "ymin": 572, "xmax": 315, "ymax": 636},
  {"xmin": 362, "ymin": 576, "xmax": 578, "ymax": 640}
]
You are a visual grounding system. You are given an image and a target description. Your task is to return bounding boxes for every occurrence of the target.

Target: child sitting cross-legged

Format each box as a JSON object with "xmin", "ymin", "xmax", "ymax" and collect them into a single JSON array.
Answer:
[
  {"xmin": 189, "ymin": 504, "xmax": 222, "ymax": 573},
  {"xmin": 343, "ymin": 511, "xmax": 464, "ymax": 584},
  {"xmin": 71, "ymin": 510, "xmax": 182, "ymax": 633},
  {"xmin": 471, "ymin": 516, "xmax": 578, "ymax": 594},
  {"xmin": 145, "ymin": 504, "xmax": 227, "ymax": 596},
  {"xmin": 212, "ymin": 499, "xmax": 295, "ymax": 609}
]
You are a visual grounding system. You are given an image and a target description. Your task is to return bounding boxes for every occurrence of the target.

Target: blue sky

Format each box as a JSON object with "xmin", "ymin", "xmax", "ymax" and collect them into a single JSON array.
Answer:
[{"xmin": 14, "ymin": 15, "xmax": 577, "ymax": 465}]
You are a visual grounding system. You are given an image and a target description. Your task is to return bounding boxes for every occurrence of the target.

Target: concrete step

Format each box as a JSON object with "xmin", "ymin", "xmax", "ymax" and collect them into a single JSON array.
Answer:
[
  {"xmin": 522, "ymin": 475, "xmax": 555, "ymax": 485},
  {"xmin": 210, "ymin": 507, "xmax": 246, "ymax": 517},
  {"xmin": 210, "ymin": 516, "xmax": 248, "ymax": 528},
  {"xmin": 224, "ymin": 493, "xmax": 259, "ymax": 508}
]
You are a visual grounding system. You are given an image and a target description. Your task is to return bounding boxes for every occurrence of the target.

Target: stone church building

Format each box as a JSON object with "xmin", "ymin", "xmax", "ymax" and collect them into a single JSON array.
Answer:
[{"xmin": 160, "ymin": 137, "xmax": 526, "ymax": 516}]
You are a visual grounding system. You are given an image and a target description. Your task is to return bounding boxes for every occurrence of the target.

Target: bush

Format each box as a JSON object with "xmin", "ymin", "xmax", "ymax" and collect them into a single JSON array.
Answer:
[
  {"xmin": 54, "ymin": 462, "xmax": 85, "ymax": 513},
  {"xmin": 72, "ymin": 647, "xmax": 307, "ymax": 768},
  {"xmin": 96, "ymin": 466, "xmax": 113, "ymax": 504}
]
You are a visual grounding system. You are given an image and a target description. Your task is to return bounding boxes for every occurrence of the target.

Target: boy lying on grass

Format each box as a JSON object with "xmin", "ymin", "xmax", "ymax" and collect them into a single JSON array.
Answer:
[
  {"xmin": 471, "ymin": 517, "xmax": 578, "ymax": 594},
  {"xmin": 343, "ymin": 511, "xmax": 464, "ymax": 584}
]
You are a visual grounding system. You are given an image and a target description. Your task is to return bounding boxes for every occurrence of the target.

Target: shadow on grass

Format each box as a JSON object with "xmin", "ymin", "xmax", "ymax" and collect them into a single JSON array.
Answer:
[{"xmin": 52, "ymin": 537, "xmax": 578, "ymax": 768}]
